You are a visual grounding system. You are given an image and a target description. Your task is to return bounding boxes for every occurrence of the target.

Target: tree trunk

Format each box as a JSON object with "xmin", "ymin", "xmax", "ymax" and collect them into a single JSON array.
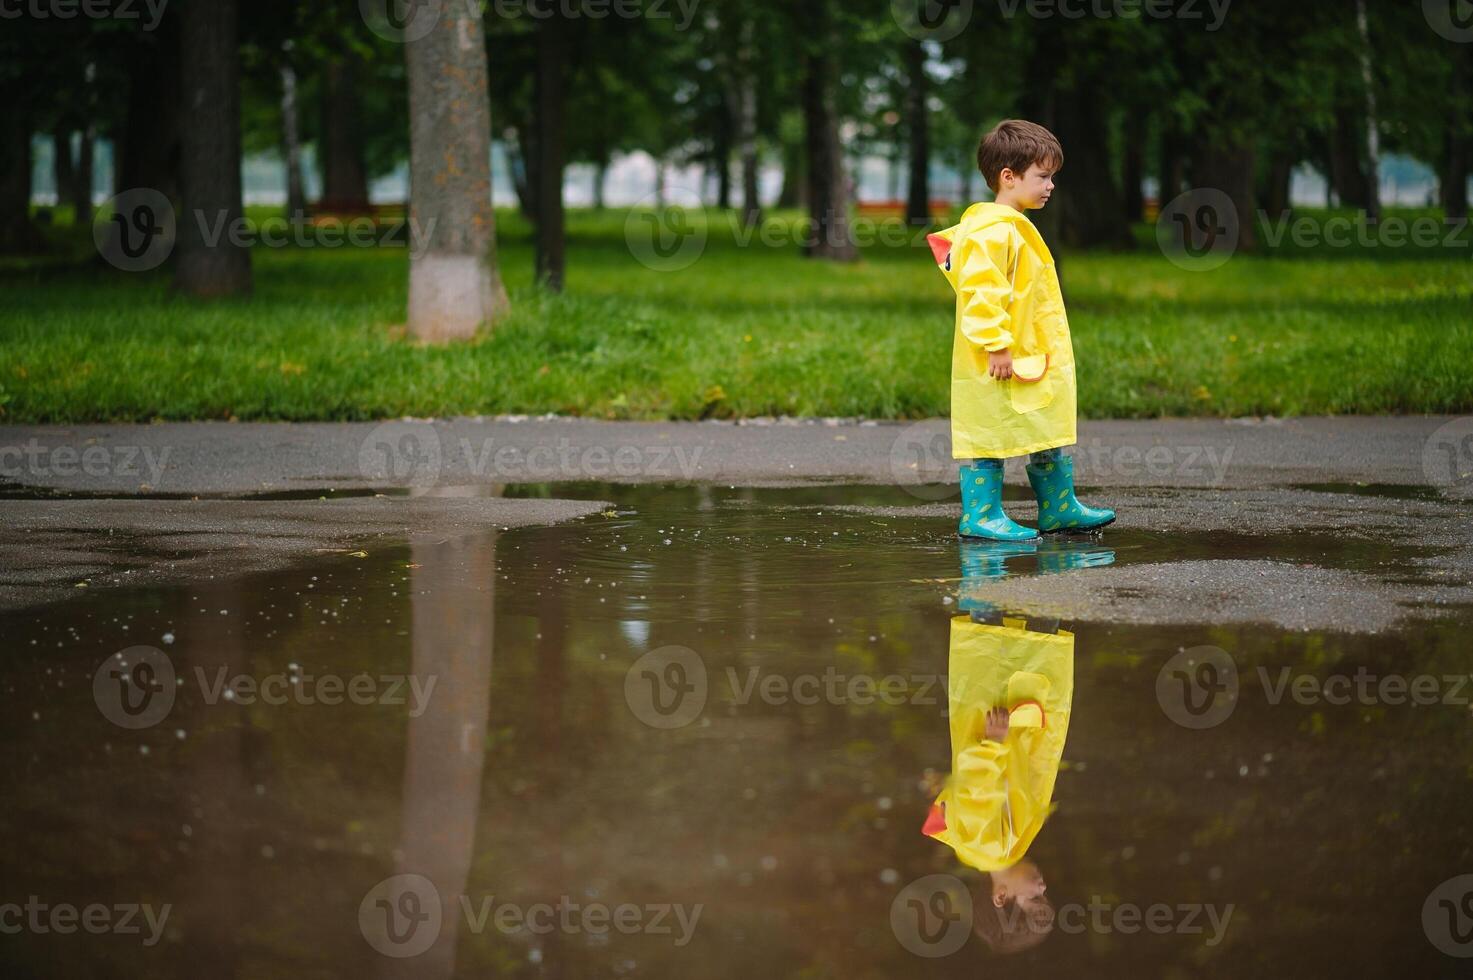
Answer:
[
  {"xmin": 654, "ymin": 157, "xmax": 666, "ymax": 207},
  {"xmin": 801, "ymin": 0, "xmax": 856, "ymax": 261},
  {"xmin": 1050, "ymin": 85, "xmax": 1130, "ymax": 249},
  {"xmin": 593, "ymin": 157, "xmax": 608, "ymax": 210},
  {"xmin": 279, "ymin": 63, "xmax": 306, "ymax": 221},
  {"xmin": 1263, "ymin": 151, "xmax": 1294, "ymax": 219},
  {"xmin": 1355, "ymin": 0, "xmax": 1381, "ymax": 221},
  {"xmin": 1122, "ymin": 114, "xmax": 1144, "ymax": 223},
  {"xmin": 53, "ymin": 129, "xmax": 75, "ymax": 213},
  {"xmin": 1327, "ymin": 107, "xmax": 1371, "ymax": 210},
  {"xmin": 405, "ymin": 0, "xmax": 509, "ymax": 341},
  {"xmin": 117, "ymin": 16, "xmax": 181, "ymax": 202},
  {"xmin": 73, "ymin": 126, "xmax": 94, "ymax": 226},
  {"xmin": 1442, "ymin": 130, "xmax": 1469, "ymax": 221},
  {"xmin": 1158, "ymin": 124, "xmax": 1185, "ymax": 205},
  {"xmin": 320, "ymin": 57, "xmax": 371, "ymax": 212},
  {"xmin": 0, "ymin": 110, "xmax": 40, "ymax": 253},
  {"xmin": 904, "ymin": 40, "xmax": 931, "ymax": 227},
  {"xmin": 174, "ymin": 0, "xmax": 251, "ymax": 297},
  {"xmin": 1191, "ymin": 136, "xmax": 1258, "ymax": 252},
  {"xmin": 736, "ymin": 19, "xmax": 761, "ymax": 228},
  {"xmin": 534, "ymin": 3, "xmax": 567, "ymax": 292},
  {"xmin": 511, "ymin": 126, "xmax": 537, "ymax": 222},
  {"xmin": 777, "ymin": 129, "xmax": 804, "ymax": 209}
]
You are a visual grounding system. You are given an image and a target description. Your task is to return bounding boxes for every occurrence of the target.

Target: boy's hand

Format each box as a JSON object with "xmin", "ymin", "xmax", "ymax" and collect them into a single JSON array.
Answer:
[
  {"xmin": 988, "ymin": 349, "xmax": 1014, "ymax": 380},
  {"xmin": 984, "ymin": 706, "xmax": 1010, "ymax": 742}
]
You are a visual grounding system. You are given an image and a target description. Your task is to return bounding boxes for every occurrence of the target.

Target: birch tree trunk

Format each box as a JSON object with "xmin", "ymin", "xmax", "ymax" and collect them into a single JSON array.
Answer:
[{"xmin": 405, "ymin": 2, "xmax": 509, "ymax": 342}]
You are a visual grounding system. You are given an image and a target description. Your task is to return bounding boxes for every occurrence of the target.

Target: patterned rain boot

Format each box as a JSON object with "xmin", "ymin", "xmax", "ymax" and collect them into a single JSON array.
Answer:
[
  {"xmin": 958, "ymin": 461, "xmax": 1040, "ymax": 542},
  {"xmin": 1026, "ymin": 454, "xmax": 1116, "ymax": 533},
  {"xmin": 1037, "ymin": 537, "xmax": 1116, "ymax": 574}
]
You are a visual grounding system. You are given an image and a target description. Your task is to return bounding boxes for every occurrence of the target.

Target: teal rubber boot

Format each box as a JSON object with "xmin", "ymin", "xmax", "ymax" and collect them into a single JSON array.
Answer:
[
  {"xmin": 958, "ymin": 462, "xmax": 1040, "ymax": 542},
  {"xmin": 958, "ymin": 539, "xmax": 1038, "ymax": 618},
  {"xmin": 1026, "ymin": 454, "xmax": 1116, "ymax": 533}
]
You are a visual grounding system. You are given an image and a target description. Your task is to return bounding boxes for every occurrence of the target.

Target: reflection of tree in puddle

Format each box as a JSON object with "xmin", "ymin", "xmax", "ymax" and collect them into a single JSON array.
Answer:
[{"xmin": 374, "ymin": 530, "xmax": 497, "ymax": 978}]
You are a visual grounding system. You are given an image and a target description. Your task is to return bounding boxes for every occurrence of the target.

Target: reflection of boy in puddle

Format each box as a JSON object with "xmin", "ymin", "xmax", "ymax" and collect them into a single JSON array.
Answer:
[{"xmin": 922, "ymin": 611, "xmax": 1074, "ymax": 954}]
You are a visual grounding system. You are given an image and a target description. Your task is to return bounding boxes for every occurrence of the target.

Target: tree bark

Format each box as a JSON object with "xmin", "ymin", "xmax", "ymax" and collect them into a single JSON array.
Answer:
[
  {"xmin": 1355, "ymin": 0, "xmax": 1381, "ymax": 220},
  {"xmin": 1191, "ymin": 136, "xmax": 1258, "ymax": 252},
  {"xmin": 1441, "ymin": 130, "xmax": 1469, "ymax": 221},
  {"xmin": 73, "ymin": 125, "xmax": 94, "ymax": 226},
  {"xmin": 735, "ymin": 18, "xmax": 761, "ymax": 228},
  {"xmin": 405, "ymin": 0, "xmax": 509, "ymax": 341},
  {"xmin": 1327, "ymin": 107, "xmax": 1371, "ymax": 210},
  {"xmin": 1050, "ymin": 86, "xmax": 1130, "ymax": 249},
  {"xmin": 52, "ymin": 129, "xmax": 75, "ymax": 212},
  {"xmin": 0, "ymin": 109, "xmax": 41, "ymax": 253},
  {"xmin": 117, "ymin": 17, "xmax": 180, "ymax": 203},
  {"xmin": 1158, "ymin": 124, "xmax": 1185, "ymax": 205},
  {"xmin": 534, "ymin": 3, "xmax": 567, "ymax": 291},
  {"xmin": 593, "ymin": 156, "xmax": 608, "ymax": 211},
  {"xmin": 279, "ymin": 63, "xmax": 306, "ymax": 221},
  {"xmin": 801, "ymin": 0, "xmax": 856, "ymax": 261},
  {"xmin": 1263, "ymin": 151, "xmax": 1294, "ymax": 219},
  {"xmin": 905, "ymin": 40, "xmax": 931, "ymax": 227},
  {"xmin": 174, "ymin": 0, "xmax": 251, "ymax": 297},
  {"xmin": 320, "ymin": 57, "xmax": 371, "ymax": 213},
  {"xmin": 777, "ymin": 130, "xmax": 804, "ymax": 209},
  {"xmin": 1122, "ymin": 114, "xmax": 1144, "ymax": 223}
]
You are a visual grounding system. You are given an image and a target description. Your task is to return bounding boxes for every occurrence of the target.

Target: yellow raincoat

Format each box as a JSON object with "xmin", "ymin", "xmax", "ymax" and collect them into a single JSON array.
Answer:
[
  {"xmin": 928, "ymin": 203, "xmax": 1077, "ymax": 459},
  {"xmin": 921, "ymin": 615, "xmax": 1074, "ymax": 871}
]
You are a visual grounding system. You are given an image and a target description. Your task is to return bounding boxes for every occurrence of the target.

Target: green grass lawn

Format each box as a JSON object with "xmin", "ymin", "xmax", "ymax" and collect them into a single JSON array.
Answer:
[{"xmin": 1, "ymin": 206, "xmax": 1469, "ymax": 422}]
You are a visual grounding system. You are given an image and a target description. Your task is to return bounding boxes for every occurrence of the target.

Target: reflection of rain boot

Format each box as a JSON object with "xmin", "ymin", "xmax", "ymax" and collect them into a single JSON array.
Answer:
[
  {"xmin": 957, "ymin": 539, "xmax": 1037, "ymax": 618},
  {"xmin": 1026, "ymin": 454, "xmax": 1116, "ymax": 533},
  {"xmin": 958, "ymin": 462, "xmax": 1039, "ymax": 542},
  {"xmin": 1037, "ymin": 538, "xmax": 1116, "ymax": 574}
]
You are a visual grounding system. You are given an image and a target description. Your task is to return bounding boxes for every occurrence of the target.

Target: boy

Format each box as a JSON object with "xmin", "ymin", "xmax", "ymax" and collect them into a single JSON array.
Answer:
[
  {"xmin": 927, "ymin": 119, "xmax": 1114, "ymax": 541},
  {"xmin": 920, "ymin": 611, "xmax": 1074, "ymax": 954}
]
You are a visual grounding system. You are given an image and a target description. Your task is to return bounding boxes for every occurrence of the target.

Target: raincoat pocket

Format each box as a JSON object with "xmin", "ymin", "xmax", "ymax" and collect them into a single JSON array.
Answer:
[{"xmin": 1009, "ymin": 357, "xmax": 1054, "ymax": 415}]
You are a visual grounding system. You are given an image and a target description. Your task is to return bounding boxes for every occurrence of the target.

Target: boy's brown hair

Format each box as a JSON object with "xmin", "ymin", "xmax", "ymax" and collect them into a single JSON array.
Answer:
[{"xmin": 977, "ymin": 119, "xmax": 1064, "ymax": 193}]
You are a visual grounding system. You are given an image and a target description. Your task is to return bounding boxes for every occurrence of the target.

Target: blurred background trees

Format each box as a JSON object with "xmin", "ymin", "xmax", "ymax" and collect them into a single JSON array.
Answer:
[{"xmin": 6, "ymin": 0, "xmax": 1470, "ymax": 289}]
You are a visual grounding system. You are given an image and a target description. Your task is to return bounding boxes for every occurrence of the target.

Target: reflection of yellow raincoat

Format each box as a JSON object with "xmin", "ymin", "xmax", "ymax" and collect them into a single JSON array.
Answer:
[
  {"xmin": 928, "ymin": 203, "xmax": 1077, "ymax": 460},
  {"xmin": 922, "ymin": 615, "xmax": 1074, "ymax": 871}
]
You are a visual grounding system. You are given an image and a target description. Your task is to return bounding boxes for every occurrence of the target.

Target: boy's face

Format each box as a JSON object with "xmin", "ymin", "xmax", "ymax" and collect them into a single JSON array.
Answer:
[{"xmin": 1000, "ymin": 161, "xmax": 1057, "ymax": 210}]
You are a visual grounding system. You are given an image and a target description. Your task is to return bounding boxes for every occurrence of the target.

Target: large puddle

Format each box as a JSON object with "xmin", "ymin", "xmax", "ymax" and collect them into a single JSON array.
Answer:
[{"xmin": 3, "ymin": 483, "xmax": 1471, "ymax": 976}]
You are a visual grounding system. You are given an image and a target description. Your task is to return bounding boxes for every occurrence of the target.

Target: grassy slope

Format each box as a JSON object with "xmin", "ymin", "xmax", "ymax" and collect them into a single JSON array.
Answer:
[{"xmin": 1, "ymin": 207, "xmax": 1469, "ymax": 422}]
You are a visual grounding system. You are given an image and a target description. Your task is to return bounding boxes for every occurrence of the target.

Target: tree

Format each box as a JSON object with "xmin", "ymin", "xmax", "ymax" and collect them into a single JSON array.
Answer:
[
  {"xmin": 904, "ymin": 39, "xmax": 930, "ymax": 227},
  {"xmin": 800, "ymin": 0, "xmax": 857, "ymax": 261},
  {"xmin": 174, "ymin": 0, "xmax": 252, "ymax": 297},
  {"xmin": 534, "ymin": 2, "xmax": 569, "ymax": 291},
  {"xmin": 405, "ymin": 0, "xmax": 508, "ymax": 341}
]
